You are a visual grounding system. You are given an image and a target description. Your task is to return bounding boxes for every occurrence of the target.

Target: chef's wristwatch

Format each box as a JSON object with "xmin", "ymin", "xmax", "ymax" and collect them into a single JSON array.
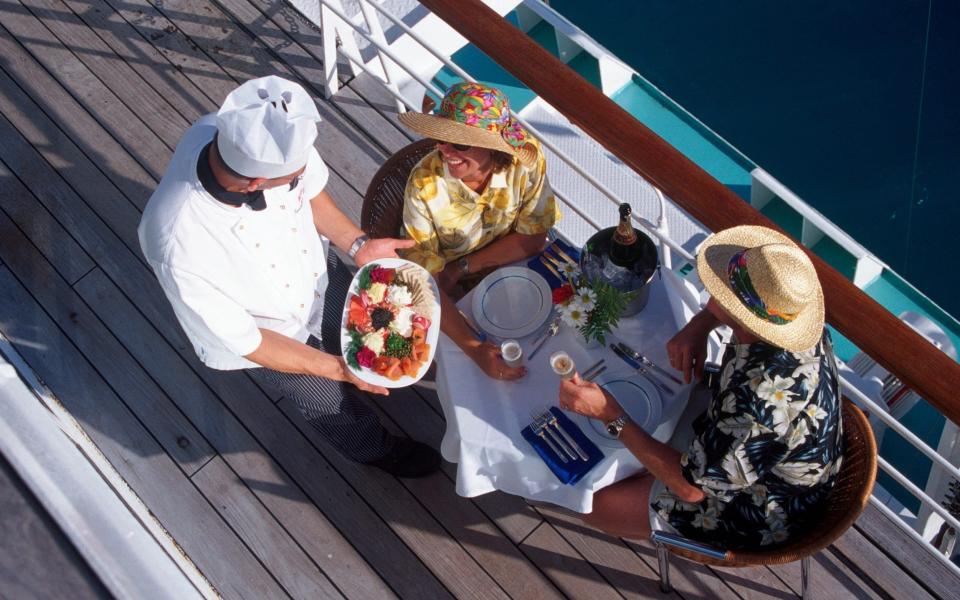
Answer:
[
  {"xmin": 456, "ymin": 256, "xmax": 470, "ymax": 276},
  {"xmin": 347, "ymin": 234, "xmax": 369, "ymax": 260},
  {"xmin": 605, "ymin": 414, "xmax": 630, "ymax": 438}
]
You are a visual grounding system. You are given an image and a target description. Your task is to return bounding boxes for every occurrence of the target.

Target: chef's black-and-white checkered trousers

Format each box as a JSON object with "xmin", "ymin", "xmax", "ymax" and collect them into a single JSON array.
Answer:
[{"xmin": 247, "ymin": 252, "xmax": 394, "ymax": 463}]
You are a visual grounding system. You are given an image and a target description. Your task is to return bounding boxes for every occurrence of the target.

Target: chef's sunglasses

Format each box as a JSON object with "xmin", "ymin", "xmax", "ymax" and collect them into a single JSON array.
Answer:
[{"xmin": 433, "ymin": 139, "xmax": 472, "ymax": 152}]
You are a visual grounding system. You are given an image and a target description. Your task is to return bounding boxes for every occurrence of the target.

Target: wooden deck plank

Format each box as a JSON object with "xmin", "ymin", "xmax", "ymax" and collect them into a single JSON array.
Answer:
[
  {"xmin": 363, "ymin": 386, "xmax": 563, "ymax": 599},
  {"xmin": 17, "ymin": 0, "xmax": 192, "ymax": 149},
  {"xmin": 0, "ymin": 0, "xmax": 175, "ymax": 180},
  {"xmin": 0, "ymin": 151, "xmax": 94, "ymax": 284},
  {"xmin": 0, "ymin": 28, "xmax": 157, "ymax": 212},
  {"xmin": 60, "ymin": 0, "xmax": 217, "ymax": 123},
  {"xmin": 531, "ymin": 504, "xmax": 681, "ymax": 599},
  {"xmin": 854, "ymin": 502, "xmax": 959, "ymax": 600},
  {"xmin": 0, "ymin": 176, "xmax": 213, "ymax": 474},
  {"xmin": 519, "ymin": 521, "xmax": 624, "ymax": 599},
  {"xmin": 74, "ymin": 267, "xmax": 400, "ymax": 600},
  {"xmin": 369, "ymin": 384, "xmax": 546, "ymax": 544},
  {"xmin": 278, "ymin": 396, "xmax": 506, "ymax": 600},
  {"xmin": 192, "ymin": 456, "xmax": 345, "ymax": 600},
  {"xmin": 828, "ymin": 525, "xmax": 935, "ymax": 600},
  {"xmin": 0, "ymin": 265, "xmax": 285, "ymax": 600},
  {"xmin": 0, "ymin": 65, "xmax": 146, "ymax": 258}
]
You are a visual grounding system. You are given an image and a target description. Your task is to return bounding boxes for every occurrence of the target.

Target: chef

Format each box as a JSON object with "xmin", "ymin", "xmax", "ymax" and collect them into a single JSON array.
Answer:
[{"xmin": 139, "ymin": 75, "xmax": 440, "ymax": 478}]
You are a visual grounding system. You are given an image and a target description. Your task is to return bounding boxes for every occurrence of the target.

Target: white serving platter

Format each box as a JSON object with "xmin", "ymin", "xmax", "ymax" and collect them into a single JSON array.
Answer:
[{"xmin": 340, "ymin": 258, "xmax": 441, "ymax": 388}]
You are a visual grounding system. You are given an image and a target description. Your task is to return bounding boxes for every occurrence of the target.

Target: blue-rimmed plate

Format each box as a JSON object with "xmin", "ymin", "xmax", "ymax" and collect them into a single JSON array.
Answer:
[
  {"xmin": 570, "ymin": 371, "xmax": 663, "ymax": 448},
  {"xmin": 471, "ymin": 267, "xmax": 552, "ymax": 339}
]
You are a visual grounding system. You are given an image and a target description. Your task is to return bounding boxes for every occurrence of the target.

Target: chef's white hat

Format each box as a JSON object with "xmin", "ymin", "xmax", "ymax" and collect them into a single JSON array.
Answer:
[{"xmin": 216, "ymin": 76, "xmax": 321, "ymax": 178}]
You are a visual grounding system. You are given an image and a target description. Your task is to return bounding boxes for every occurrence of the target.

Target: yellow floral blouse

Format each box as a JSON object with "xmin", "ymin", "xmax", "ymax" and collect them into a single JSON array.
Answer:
[{"xmin": 401, "ymin": 141, "xmax": 561, "ymax": 273}]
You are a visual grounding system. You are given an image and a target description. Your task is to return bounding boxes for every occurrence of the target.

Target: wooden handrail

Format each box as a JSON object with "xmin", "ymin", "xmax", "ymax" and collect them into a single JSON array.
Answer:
[{"xmin": 419, "ymin": 0, "xmax": 960, "ymax": 426}]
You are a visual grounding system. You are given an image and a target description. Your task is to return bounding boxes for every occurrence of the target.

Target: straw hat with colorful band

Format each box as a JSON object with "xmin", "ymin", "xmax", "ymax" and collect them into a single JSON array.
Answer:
[
  {"xmin": 397, "ymin": 82, "xmax": 538, "ymax": 168},
  {"xmin": 697, "ymin": 225, "xmax": 824, "ymax": 352}
]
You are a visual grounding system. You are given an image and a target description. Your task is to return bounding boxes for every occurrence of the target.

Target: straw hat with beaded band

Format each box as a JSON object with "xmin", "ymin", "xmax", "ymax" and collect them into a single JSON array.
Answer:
[
  {"xmin": 397, "ymin": 82, "xmax": 538, "ymax": 169},
  {"xmin": 697, "ymin": 225, "xmax": 825, "ymax": 352}
]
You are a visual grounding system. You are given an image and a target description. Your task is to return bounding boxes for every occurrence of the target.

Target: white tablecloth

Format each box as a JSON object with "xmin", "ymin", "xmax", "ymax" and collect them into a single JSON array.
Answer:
[{"xmin": 435, "ymin": 267, "xmax": 711, "ymax": 513}]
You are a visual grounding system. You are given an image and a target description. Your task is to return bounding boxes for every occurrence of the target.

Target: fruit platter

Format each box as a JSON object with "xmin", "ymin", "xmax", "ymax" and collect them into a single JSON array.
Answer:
[{"xmin": 340, "ymin": 258, "xmax": 441, "ymax": 387}]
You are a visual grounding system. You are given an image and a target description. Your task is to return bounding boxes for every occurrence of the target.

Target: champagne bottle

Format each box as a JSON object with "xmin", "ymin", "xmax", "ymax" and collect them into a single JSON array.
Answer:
[{"xmin": 609, "ymin": 203, "xmax": 640, "ymax": 268}]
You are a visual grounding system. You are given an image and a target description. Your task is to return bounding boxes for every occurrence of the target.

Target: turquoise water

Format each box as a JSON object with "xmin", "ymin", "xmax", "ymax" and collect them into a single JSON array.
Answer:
[{"xmin": 550, "ymin": 0, "xmax": 960, "ymax": 321}]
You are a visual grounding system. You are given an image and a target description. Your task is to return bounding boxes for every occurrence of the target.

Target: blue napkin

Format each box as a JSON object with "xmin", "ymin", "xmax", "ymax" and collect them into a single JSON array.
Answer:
[
  {"xmin": 521, "ymin": 407, "xmax": 604, "ymax": 485},
  {"xmin": 526, "ymin": 239, "xmax": 581, "ymax": 289}
]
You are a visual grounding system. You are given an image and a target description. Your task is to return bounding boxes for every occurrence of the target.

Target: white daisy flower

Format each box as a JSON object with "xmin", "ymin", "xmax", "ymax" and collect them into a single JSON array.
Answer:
[
  {"xmin": 559, "ymin": 262, "xmax": 580, "ymax": 280},
  {"xmin": 560, "ymin": 303, "xmax": 588, "ymax": 328},
  {"xmin": 572, "ymin": 287, "xmax": 597, "ymax": 311}
]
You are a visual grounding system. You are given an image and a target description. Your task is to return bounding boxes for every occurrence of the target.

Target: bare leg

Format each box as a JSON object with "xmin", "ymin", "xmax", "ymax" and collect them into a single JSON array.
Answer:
[{"xmin": 584, "ymin": 473, "xmax": 656, "ymax": 539}]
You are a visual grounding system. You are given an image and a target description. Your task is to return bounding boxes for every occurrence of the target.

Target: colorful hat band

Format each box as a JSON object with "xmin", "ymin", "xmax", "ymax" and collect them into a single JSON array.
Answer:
[
  {"xmin": 437, "ymin": 82, "xmax": 528, "ymax": 149},
  {"xmin": 727, "ymin": 250, "xmax": 798, "ymax": 325}
]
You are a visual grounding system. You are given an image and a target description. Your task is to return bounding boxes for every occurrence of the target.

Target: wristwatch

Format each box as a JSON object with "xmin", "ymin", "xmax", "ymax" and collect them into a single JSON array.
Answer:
[
  {"xmin": 605, "ymin": 414, "xmax": 630, "ymax": 438},
  {"xmin": 456, "ymin": 256, "xmax": 470, "ymax": 275},
  {"xmin": 347, "ymin": 234, "xmax": 369, "ymax": 260}
]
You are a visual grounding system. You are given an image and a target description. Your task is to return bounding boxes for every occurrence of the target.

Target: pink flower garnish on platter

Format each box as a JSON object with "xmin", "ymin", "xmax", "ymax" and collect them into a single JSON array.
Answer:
[
  {"xmin": 370, "ymin": 267, "xmax": 394, "ymax": 284},
  {"xmin": 356, "ymin": 346, "xmax": 376, "ymax": 368}
]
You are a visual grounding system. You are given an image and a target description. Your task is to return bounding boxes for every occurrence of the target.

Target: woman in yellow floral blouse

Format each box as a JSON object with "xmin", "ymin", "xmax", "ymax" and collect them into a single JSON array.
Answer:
[{"xmin": 397, "ymin": 82, "xmax": 561, "ymax": 380}]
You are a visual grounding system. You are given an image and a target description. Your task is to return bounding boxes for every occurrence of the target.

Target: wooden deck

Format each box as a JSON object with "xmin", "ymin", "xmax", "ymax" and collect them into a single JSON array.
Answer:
[{"xmin": 0, "ymin": 0, "xmax": 957, "ymax": 598}]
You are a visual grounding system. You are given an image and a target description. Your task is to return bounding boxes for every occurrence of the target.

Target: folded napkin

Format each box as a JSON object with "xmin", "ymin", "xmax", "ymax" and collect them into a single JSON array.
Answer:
[
  {"xmin": 521, "ymin": 407, "xmax": 604, "ymax": 485},
  {"xmin": 526, "ymin": 239, "xmax": 582, "ymax": 289}
]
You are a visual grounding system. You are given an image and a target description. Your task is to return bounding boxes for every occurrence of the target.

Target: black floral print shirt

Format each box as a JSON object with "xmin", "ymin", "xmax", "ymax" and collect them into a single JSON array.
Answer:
[{"xmin": 652, "ymin": 331, "xmax": 844, "ymax": 550}]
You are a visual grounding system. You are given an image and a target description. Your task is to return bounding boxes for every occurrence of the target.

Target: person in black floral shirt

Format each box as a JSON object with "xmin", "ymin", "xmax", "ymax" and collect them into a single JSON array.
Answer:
[{"xmin": 559, "ymin": 225, "xmax": 843, "ymax": 550}]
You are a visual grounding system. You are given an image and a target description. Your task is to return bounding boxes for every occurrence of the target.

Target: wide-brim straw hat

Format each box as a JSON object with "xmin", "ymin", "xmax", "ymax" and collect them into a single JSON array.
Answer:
[
  {"xmin": 697, "ymin": 225, "xmax": 825, "ymax": 352},
  {"xmin": 397, "ymin": 82, "xmax": 538, "ymax": 168}
]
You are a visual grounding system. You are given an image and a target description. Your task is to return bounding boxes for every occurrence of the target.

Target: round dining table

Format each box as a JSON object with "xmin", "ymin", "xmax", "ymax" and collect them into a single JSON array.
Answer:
[{"xmin": 434, "ymin": 263, "xmax": 719, "ymax": 513}]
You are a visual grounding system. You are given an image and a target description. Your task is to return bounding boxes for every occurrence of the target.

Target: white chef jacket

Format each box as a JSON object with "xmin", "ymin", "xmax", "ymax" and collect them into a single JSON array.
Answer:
[{"xmin": 139, "ymin": 114, "xmax": 331, "ymax": 370}]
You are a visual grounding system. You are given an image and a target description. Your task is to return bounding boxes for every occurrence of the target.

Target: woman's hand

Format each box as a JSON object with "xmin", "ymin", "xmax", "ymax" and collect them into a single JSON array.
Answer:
[
  {"xmin": 354, "ymin": 237, "xmax": 415, "ymax": 266},
  {"xmin": 467, "ymin": 342, "xmax": 526, "ymax": 381},
  {"xmin": 335, "ymin": 357, "xmax": 389, "ymax": 395},
  {"xmin": 558, "ymin": 373, "xmax": 623, "ymax": 422},
  {"xmin": 666, "ymin": 307, "xmax": 719, "ymax": 384}
]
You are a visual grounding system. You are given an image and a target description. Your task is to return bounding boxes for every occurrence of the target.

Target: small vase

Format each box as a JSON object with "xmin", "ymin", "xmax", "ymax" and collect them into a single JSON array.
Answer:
[{"xmin": 577, "ymin": 334, "xmax": 603, "ymax": 351}]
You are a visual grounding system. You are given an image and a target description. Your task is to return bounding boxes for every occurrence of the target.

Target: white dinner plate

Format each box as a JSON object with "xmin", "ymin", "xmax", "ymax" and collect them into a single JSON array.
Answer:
[
  {"xmin": 339, "ymin": 258, "xmax": 441, "ymax": 388},
  {"xmin": 471, "ymin": 267, "xmax": 553, "ymax": 339},
  {"xmin": 571, "ymin": 372, "xmax": 664, "ymax": 448}
]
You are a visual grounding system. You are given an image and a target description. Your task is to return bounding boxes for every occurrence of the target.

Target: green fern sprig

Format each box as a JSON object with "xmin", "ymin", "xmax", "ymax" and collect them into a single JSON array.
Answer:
[{"xmin": 577, "ymin": 280, "xmax": 634, "ymax": 345}]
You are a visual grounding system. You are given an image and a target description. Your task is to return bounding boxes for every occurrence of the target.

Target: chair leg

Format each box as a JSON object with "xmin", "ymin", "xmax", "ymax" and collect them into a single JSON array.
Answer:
[
  {"xmin": 800, "ymin": 555, "xmax": 811, "ymax": 600},
  {"xmin": 655, "ymin": 541, "xmax": 672, "ymax": 593}
]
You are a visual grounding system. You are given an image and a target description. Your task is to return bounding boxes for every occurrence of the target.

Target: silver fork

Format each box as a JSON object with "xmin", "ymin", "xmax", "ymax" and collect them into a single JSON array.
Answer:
[
  {"xmin": 531, "ymin": 409, "xmax": 578, "ymax": 460},
  {"xmin": 530, "ymin": 418, "xmax": 568, "ymax": 463},
  {"xmin": 534, "ymin": 408, "xmax": 590, "ymax": 460}
]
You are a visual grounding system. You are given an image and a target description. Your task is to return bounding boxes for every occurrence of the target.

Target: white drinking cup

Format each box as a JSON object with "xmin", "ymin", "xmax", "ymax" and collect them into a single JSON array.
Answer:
[
  {"xmin": 549, "ymin": 351, "xmax": 576, "ymax": 380},
  {"xmin": 500, "ymin": 339, "xmax": 523, "ymax": 368}
]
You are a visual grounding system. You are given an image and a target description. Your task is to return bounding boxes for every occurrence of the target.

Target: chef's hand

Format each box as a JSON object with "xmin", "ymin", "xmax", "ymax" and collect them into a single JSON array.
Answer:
[
  {"xmin": 559, "ymin": 373, "xmax": 623, "ymax": 422},
  {"xmin": 354, "ymin": 238, "xmax": 416, "ymax": 266},
  {"xmin": 467, "ymin": 342, "xmax": 526, "ymax": 381},
  {"xmin": 336, "ymin": 357, "xmax": 389, "ymax": 395}
]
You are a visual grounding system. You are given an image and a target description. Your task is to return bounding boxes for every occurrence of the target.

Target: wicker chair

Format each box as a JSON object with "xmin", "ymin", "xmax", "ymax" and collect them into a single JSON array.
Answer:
[
  {"xmin": 651, "ymin": 399, "xmax": 877, "ymax": 600},
  {"xmin": 361, "ymin": 138, "xmax": 435, "ymax": 239}
]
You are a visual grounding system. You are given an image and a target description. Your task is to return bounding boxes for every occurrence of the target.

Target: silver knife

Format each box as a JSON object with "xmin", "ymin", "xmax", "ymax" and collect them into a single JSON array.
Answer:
[
  {"xmin": 544, "ymin": 424, "xmax": 578, "ymax": 461},
  {"xmin": 610, "ymin": 344, "xmax": 672, "ymax": 395},
  {"xmin": 617, "ymin": 342, "xmax": 683, "ymax": 386}
]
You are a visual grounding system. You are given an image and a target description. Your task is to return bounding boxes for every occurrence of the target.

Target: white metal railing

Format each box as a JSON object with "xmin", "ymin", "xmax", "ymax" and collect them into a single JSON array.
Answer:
[
  {"xmin": 288, "ymin": 0, "xmax": 692, "ymax": 265},
  {"xmin": 285, "ymin": 0, "xmax": 959, "ymax": 575}
]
